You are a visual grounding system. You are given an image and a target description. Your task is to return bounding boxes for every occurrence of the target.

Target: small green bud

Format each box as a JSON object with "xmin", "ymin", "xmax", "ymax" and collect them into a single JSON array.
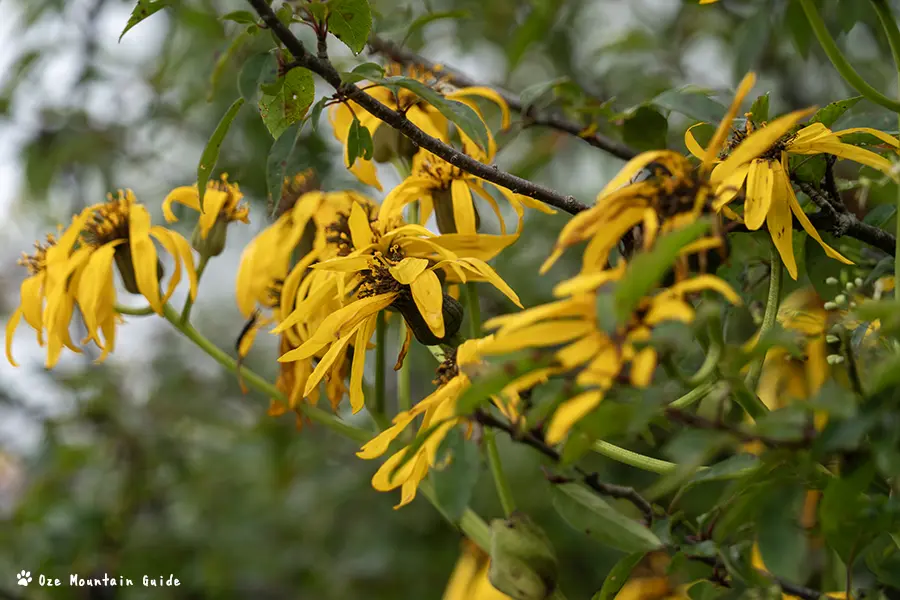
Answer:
[
  {"xmin": 854, "ymin": 277, "xmax": 864, "ymax": 288},
  {"xmin": 824, "ymin": 302, "xmax": 839, "ymax": 311},
  {"xmin": 489, "ymin": 512, "xmax": 558, "ymax": 600},
  {"xmin": 825, "ymin": 334, "xmax": 839, "ymax": 344},
  {"xmin": 825, "ymin": 277, "xmax": 839, "ymax": 286},
  {"xmin": 191, "ymin": 216, "xmax": 229, "ymax": 258},
  {"xmin": 834, "ymin": 294, "xmax": 847, "ymax": 305},
  {"xmin": 826, "ymin": 354, "xmax": 845, "ymax": 365}
]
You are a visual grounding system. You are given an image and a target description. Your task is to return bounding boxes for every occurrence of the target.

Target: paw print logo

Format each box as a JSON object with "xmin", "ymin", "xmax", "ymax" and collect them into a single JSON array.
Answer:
[{"xmin": 16, "ymin": 571, "xmax": 31, "ymax": 586}]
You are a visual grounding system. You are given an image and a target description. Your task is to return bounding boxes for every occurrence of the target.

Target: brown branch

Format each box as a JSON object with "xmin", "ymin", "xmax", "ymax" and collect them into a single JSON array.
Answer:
[
  {"xmin": 689, "ymin": 555, "xmax": 824, "ymax": 600},
  {"xmin": 247, "ymin": 0, "xmax": 589, "ymax": 215},
  {"xmin": 473, "ymin": 409, "xmax": 655, "ymax": 522},
  {"xmin": 665, "ymin": 407, "xmax": 814, "ymax": 450},
  {"xmin": 367, "ymin": 34, "xmax": 639, "ymax": 162}
]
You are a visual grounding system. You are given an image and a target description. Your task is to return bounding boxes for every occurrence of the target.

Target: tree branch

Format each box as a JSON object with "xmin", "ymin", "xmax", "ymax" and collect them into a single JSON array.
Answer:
[
  {"xmin": 796, "ymin": 180, "xmax": 896, "ymax": 254},
  {"xmin": 247, "ymin": 0, "xmax": 589, "ymax": 215},
  {"xmin": 473, "ymin": 409, "xmax": 655, "ymax": 522},
  {"xmin": 367, "ymin": 34, "xmax": 638, "ymax": 162}
]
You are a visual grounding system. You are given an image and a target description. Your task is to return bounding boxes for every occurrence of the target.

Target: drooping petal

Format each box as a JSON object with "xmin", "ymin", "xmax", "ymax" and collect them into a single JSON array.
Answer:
[
  {"xmin": 148, "ymin": 227, "xmax": 183, "ymax": 306},
  {"xmin": 684, "ymin": 123, "xmax": 708, "ymax": 160},
  {"xmin": 78, "ymin": 242, "xmax": 121, "ymax": 348},
  {"xmin": 765, "ymin": 171, "xmax": 798, "ymax": 280},
  {"xmin": 458, "ymin": 257, "xmax": 522, "ymax": 307},
  {"xmin": 545, "ymin": 390, "xmax": 604, "ymax": 445},
  {"xmin": 484, "ymin": 297, "xmax": 586, "ymax": 333},
  {"xmin": 629, "ymin": 348, "xmax": 657, "ymax": 387},
  {"xmin": 350, "ymin": 314, "xmax": 378, "ymax": 413},
  {"xmin": 19, "ymin": 274, "xmax": 45, "ymax": 332},
  {"xmin": 410, "ymin": 269, "xmax": 445, "ymax": 339},
  {"xmin": 667, "ymin": 275, "xmax": 742, "ymax": 305},
  {"xmin": 598, "ymin": 150, "xmax": 688, "ymax": 198},
  {"xmin": 447, "ymin": 86, "xmax": 511, "ymax": 129},
  {"xmin": 348, "ymin": 201, "xmax": 375, "ymax": 250},
  {"xmin": 128, "ymin": 204, "xmax": 163, "ymax": 313},
  {"xmin": 743, "ymin": 159, "xmax": 775, "ymax": 230},
  {"xmin": 481, "ymin": 320, "xmax": 591, "ymax": 354},
  {"xmin": 5, "ymin": 308, "xmax": 23, "ymax": 367},
  {"xmin": 711, "ymin": 162, "xmax": 751, "ymax": 210},
  {"xmin": 303, "ymin": 327, "xmax": 356, "ymax": 396},
  {"xmin": 161, "ymin": 186, "xmax": 201, "ymax": 222},
  {"xmin": 389, "ymin": 257, "xmax": 429, "ymax": 285},
  {"xmin": 702, "ymin": 72, "xmax": 757, "ymax": 170},
  {"xmin": 357, "ymin": 410, "xmax": 420, "ymax": 459}
]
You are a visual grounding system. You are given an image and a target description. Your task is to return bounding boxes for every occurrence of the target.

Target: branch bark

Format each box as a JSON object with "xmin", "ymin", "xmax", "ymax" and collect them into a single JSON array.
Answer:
[
  {"xmin": 367, "ymin": 35, "xmax": 639, "ymax": 162},
  {"xmin": 248, "ymin": 0, "xmax": 589, "ymax": 215}
]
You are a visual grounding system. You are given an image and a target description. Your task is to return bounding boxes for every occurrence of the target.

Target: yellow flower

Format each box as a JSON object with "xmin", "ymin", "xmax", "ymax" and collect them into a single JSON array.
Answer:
[
  {"xmin": 329, "ymin": 63, "xmax": 510, "ymax": 190},
  {"xmin": 357, "ymin": 337, "xmax": 524, "ymax": 507},
  {"xmin": 380, "ymin": 149, "xmax": 555, "ymax": 235},
  {"xmin": 482, "ymin": 267, "xmax": 741, "ymax": 445},
  {"xmin": 274, "ymin": 201, "xmax": 522, "ymax": 412},
  {"xmin": 614, "ymin": 553, "xmax": 696, "ymax": 600},
  {"xmin": 541, "ymin": 73, "xmax": 813, "ymax": 276},
  {"xmin": 443, "ymin": 539, "xmax": 512, "ymax": 600},
  {"xmin": 163, "ymin": 174, "xmax": 249, "ymax": 238},
  {"xmin": 686, "ymin": 117, "xmax": 898, "ymax": 279},
  {"xmin": 5, "ymin": 212, "xmax": 88, "ymax": 367}
]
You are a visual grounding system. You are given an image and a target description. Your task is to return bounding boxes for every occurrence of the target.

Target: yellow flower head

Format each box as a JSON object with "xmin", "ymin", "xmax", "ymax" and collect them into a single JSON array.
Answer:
[
  {"xmin": 329, "ymin": 63, "xmax": 510, "ymax": 190},
  {"xmin": 272, "ymin": 202, "xmax": 522, "ymax": 412},
  {"xmin": 482, "ymin": 267, "xmax": 741, "ymax": 445},
  {"xmin": 686, "ymin": 112, "xmax": 898, "ymax": 278},
  {"xmin": 163, "ymin": 174, "xmax": 249, "ymax": 240},
  {"xmin": 443, "ymin": 539, "xmax": 512, "ymax": 600},
  {"xmin": 357, "ymin": 337, "xmax": 523, "ymax": 508},
  {"xmin": 542, "ymin": 73, "xmax": 813, "ymax": 277},
  {"xmin": 380, "ymin": 149, "xmax": 555, "ymax": 236}
]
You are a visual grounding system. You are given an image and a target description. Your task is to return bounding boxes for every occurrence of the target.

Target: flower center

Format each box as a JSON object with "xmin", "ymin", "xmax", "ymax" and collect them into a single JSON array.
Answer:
[
  {"xmin": 358, "ymin": 247, "xmax": 406, "ymax": 298},
  {"xmin": 721, "ymin": 117, "xmax": 792, "ymax": 161},
  {"xmin": 82, "ymin": 190, "xmax": 134, "ymax": 246},
  {"xmin": 18, "ymin": 233, "xmax": 57, "ymax": 275},
  {"xmin": 208, "ymin": 175, "xmax": 249, "ymax": 223},
  {"xmin": 433, "ymin": 348, "xmax": 459, "ymax": 386}
]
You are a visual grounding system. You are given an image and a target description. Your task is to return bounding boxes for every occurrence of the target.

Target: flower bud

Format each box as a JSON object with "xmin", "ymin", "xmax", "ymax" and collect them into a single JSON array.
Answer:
[
  {"xmin": 191, "ymin": 216, "xmax": 229, "ymax": 258},
  {"xmin": 391, "ymin": 291, "xmax": 463, "ymax": 346},
  {"xmin": 432, "ymin": 187, "xmax": 481, "ymax": 234},
  {"xmin": 114, "ymin": 243, "xmax": 163, "ymax": 295},
  {"xmin": 488, "ymin": 512, "xmax": 558, "ymax": 600},
  {"xmin": 825, "ymin": 277, "xmax": 839, "ymax": 286}
]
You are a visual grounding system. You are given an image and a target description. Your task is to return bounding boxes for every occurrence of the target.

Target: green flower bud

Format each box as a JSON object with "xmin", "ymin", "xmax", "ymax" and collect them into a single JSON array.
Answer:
[
  {"xmin": 191, "ymin": 215, "xmax": 229, "ymax": 259},
  {"xmin": 488, "ymin": 512, "xmax": 558, "ymax": 600},
  {"xmin": 114, "ymin": 243, "xmax": 163, "ymax": 295},
  {"xmin": 391, "ymin": 291, "xmax": 464, "ymax": 346}
]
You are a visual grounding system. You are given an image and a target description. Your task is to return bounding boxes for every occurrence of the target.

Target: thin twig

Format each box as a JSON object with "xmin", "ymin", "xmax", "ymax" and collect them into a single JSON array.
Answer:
[
  {"xmin": 689, "ymin": 555, "xmax": 824, "ymax": 600},
  {"xmin": 247, "ymin": 0, "xmax": 588, "ymax": 215},
  {"xmin": 367, "ymin": 35, "xmax": 638, "ymax": 162},
  {"xmin": 473, "ymin": 409, "xmax": 654, "ymax": 521},
  {"xmin": 664, "ymin": 407, "xmax": 814, "ymax": 449}
]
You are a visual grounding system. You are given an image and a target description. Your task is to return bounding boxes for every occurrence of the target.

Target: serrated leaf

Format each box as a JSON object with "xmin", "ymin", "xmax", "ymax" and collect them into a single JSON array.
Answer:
[
  {"xmin": 592, "ymin": 552, "xmax": 646, "ymax": 600},
  {"xmin": 238, "ymin": 52, "xmax": 277, "ymax": 102},
  {"xmin": 221, "ymin": 10, "xmax": 256, "ymax": 24},
  {"xmin": 552, "ymin": 483, "xmax": 663, "ymax": 553},
  {"xmin": 750, "ymin": 93, "xmax": 769, "ymax": 123},
  {"xmin": 614, "ymin": 220, "xmax": 711, "ymax": 322},
  {"xmin": 653, "ymin": 88, "xmax": 727, "ymax": 124},
  {"xmin": 431, "ymin": 428, "xmax": 481, "ymax": 522},
  {"xmin": 197, "ymin": 98, "xmax": 244, "ymax": 210},
  {"xmin": 810, "ymin": 97, "xmax": 862, "ymax": 128},
  {"xmin": 258, "ymin": 68, "xmax": 315, "ymax": 139},
  {"xmin": 382, "ymin": 76, "xmax": 491, "ymax": 151},
  {"xmin": 623, "ymin": 105, "xmax": 668, "ymax": 152},
  {"xmin": 266, "ymin": 123, "xmax": 303, "ymax": 214},
  {"xmin": 119, "ymin": 0, "xmax": 172, "ymax": 42},
  {"xmin": 327, "ymin": 0, "xmax": 372, "ymax": 54}
]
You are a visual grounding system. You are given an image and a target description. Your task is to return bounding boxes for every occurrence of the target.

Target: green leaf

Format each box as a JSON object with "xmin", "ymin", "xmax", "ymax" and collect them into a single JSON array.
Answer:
[
  {"xmin": 382, "ymin": 76, "xmax": 491, "ymax": 152},
  {"xmin": 455, "ymin": 354, "xmax": 554, "ymax": 416},
  {"xmin": 863, "ymin": 203, "xmax": 897, "ymax": 228},
  {"xmin": 756, "ymin": 484, "xmax": 808, "ymax": 582},
  {"xmin": 404, "ymin": 10, "xmax": 470, "ymax": 42},
  {"xmin": 340, "ymin": 62, "xmax": 385, "ymax": 84},
  {"xmin": 623, "ymin": 105, "xmax": 668, "ymax": 152},
  {"xmin": 810, "ymin": 97, "xmax": 862, "ymax": 128},
  {"xmin": 687, "ymin": 454, "xmax": 760, "ymax": 486},
  {"xmin": 733, "ymin": 7, "xmax": 770, "ymax": 78},
  {"xmin": 197, "ymin": 98, "xmax": 244, "ymax": 210},
  {"xmin": 327, "ymin": 0, "xmax": 372, "ymax": 54},
  {"xmin": 749, "ymin": 93, "xmax": 770, "ymax": 124},
  {"xmin": 519, "ymin": 77, "xmax": 570, "ymax": 112},
  {"xmin": 820, "ymin": 463, "xmax": 877, "ymax": 562},
  {"xmin": 308, "ymin": 97, "xmax": 328, "ymax": 131},
  {"xmin": 389, "ymin": 417, "xmax": 455, "ymax": 478},
  {"xmin": 431, "ymin": 428, "xmax": 481, "ymax": 522},
  {"xmin": 784, "ymin": 0, "xmax": 813, "ymax": 58},
  {"xmin": 209, "ymin": 27, "xmax": 259, "ymax": 102},
  {"xmin": 119, "ymin": 0, "xmax": 172, "ymax": 42},
  {"xmin": 238, "ymin": 52, "xmax": 278, "ymax": 102},
  {"xmin": 346, "ymin": 117, "xmax": 374, "ymax": 165},
  {"xmin": 592, "ymin": 552, "xmax": 646, "ymax": 600},
  {"xmin": 560, "ymin": 431, "xmax": 593, "ymax": 466},
  {"xmin": 221, "ymin": 10, "xmax": 256, "ymax": 24},
  {"xmin": 653, "ymin": 88, "xmax": 727, "ymax": 124},
  {"xmin": 614, "ymin": 219, "xmax": 711, "ymax": 322},
  {"xmin": 266, "ymin": 122, "xmax": 303, "ymax": 215},
  {"xmin": 258, "ymin": 67, "xmax": 315, "ymax": 139},
  {"xmin": 552, "ymin": 483, "xmax": 663, "ymax": 553}
]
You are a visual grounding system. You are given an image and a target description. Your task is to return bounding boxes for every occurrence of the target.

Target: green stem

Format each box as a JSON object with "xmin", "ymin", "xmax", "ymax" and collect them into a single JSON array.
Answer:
[
  {"xmin": 687, "ymin": 338, "xmax": 722, "ymax": 387},
  {"xmin": 799, "ymin": 0, "xmax": 900, "ymax": 113},
  {"xmin": 115, "ymin": 304, "xmax": 155, "ymax": 316},
  {"xmin": 180, "ymin": 255, "xmax": 209, "ymax": 324},
  {"xmin": 668, "ymin": 381, "xmax": 714, "ymax": 409},
  {"xmin": 485, "ymin": 430, "xmax": 516, "ymax": 516},
  {"xmin": 870, "ymin": 0, "xmax": 900, "ymax": 303},
  {"xmin": 592, "ymin": 441, "xmax": 680, "ymax": 474},
  {"xmin": 374, "ymin": 311, "xmax": 387, "ymax": 421},
  {"xmin": 160, "ymin": 303, "xmax": 370, "ymax": 444},
  {"xmin": 744, "ymin": 241, "xmax": 783, "ymax": 397}
]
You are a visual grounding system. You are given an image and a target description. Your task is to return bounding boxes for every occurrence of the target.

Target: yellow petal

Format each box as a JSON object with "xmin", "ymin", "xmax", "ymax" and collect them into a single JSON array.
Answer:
[
  {"xmin": 78, "ymin": 242, "xmax": 120, "ymax": 346},
  {"xmin": 793, "ymin": 140, "xmax": 894, "ymax": 174},
  {"xmin": 128, "ymin": 204, "xmax": 163, "ymax": 313},
  {"xmin": 787, "ymin": 185, "xmax": 854, "ymax": 267},
  {"xmin": 484, "ymin": 297, "xmax": 586, "ymax": 333},
  {"xmin": 451, "ymin": 178, "xmax": 477, "ymax": 234},
  {"xmin": 459, "ymin": 257, "xmax": 522, "ymax": 307},
  {"xmin": 645, "ymin": 297, "xmax": 695, "ymax": 325},
  {"xmin": 667, "ymin": 275, "xmax": 742, "ymax": 305},
  {"xmin": 303, "ymin": 327, "xmax": 356, "ymax": 396},
  {"xmin": 483, "ymin": 320, "xmax": 591, "ymax": 354},
  {"xmin": 743, "ymin": 159, "xmax": 775, "ymax": 230},
  {"xmin": 389, "ymin": 257, "xmax": 429, "ymax": 285},
  {"xmin": 684, "ymin": 123, "xmax": 709, "ymax": 160},
  {"xmin": 348, "ymin": 201, "xmax": 375, "ymax": 250},
  {"xmin": 629, "ymin": 347, "xmax": 657, "ymax": 387},
  {"xmin": 19, "ymin": 274, "xmax": 45, "ymax": 331},
  {"xmin": 161, "ymin": 186, "xmax": 201, "ymax": 223},
  {"xmin": 5, "ymin": 308, "xmax": 23, "ymax": 367},
  {"xmin": 357, "ymin": 411, "xmax": 419, "ymax": 460},
  {"xmin": 448, "ymin": 86, "xmax": 511, "ymax": 129},
  {"xmin": 711, "ymin": 162, "xmax": 750, "ymax": 211},
  {"xmin": 545, "ymin": 390, "xmax": 604, "ymax": 445},
  {"xmin": 702, "ymin": 72, "xmax": 757, "ymax": 169},
  {"xmin": 410, "ymin": 269, "xmax": 445, "ymax": 339},
  {"xmin": 371, "ymin": 448, "xmax": 415, "ymax": 491},
  {"xmin": 766, "ymin": 170, "xmax": 798, "ymax": 280},
  {"xmin": 598, "ymin": 150, "xmax": 687, "ymax": 198},
  {"xmin": 148, "ymin": 227, "xmax": 183, "ymax": 306},
  {"xmin": 350, "ymin": 314, "xmax": 378, "ymax": 413}
]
